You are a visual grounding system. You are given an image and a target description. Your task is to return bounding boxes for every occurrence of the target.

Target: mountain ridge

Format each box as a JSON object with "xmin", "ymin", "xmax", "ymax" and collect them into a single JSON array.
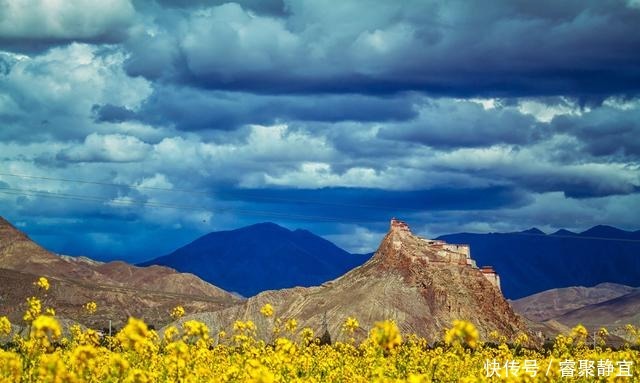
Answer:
[
  {"xmin": 511, "ymin": 283, "xmax": 640, "ymax": 342},
  {"xmin": 0, "ymin": 216, "xmax": 241, "ymax": 329},
  {"xmin": 140, "ymin": 222, "xmax": 640, "ymax": 299},
  {"xmin": 554, "ymin": 289, "xmax": 640, "ymax": 330},
  {"xmin": 169, "ymin": 219, "xmax": 532, "ymax": 344},
  {"xmin": 437, "ymin": 225, "xmax": 640, "ymax": 299},
  {"xmin": 139, "ymin": 222, "xmax": 371, "ymax": 297},
  {"xmin": 510, "ymin": 282, "xmax": 637, "ymax": 322}
]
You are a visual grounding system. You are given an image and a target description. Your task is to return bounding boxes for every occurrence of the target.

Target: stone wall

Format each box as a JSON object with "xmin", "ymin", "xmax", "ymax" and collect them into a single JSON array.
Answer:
[
  {"xmin": 480, "ymin": 266, "xmax": 501, "ymax": 291},
  {"xmin": 390, "ymin": 218, "xmax": 501, "ymax": 291}
]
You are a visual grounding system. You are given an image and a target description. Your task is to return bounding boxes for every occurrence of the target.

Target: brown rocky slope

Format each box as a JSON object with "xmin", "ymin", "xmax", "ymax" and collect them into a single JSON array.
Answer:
[
  {"xmin": 173, "ymin": 219, "xmax": 532, "ymax": 343},
  {"xmin": 510, "ymin": 283, "xmax": 636, "ymax": 322},
  {"xmin": 552, "ymin": 289, "xmax": 640, "ymax": 340},
  {"xmin": 0, "ymin": 216, "xmax": 241, "ymax": 329}
]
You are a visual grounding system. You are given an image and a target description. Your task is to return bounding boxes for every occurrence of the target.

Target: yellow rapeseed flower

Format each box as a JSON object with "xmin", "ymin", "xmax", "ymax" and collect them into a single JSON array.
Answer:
[
  {"xmin": 298, "ymin": 327, "xmax": 314, "ymax": 345},
  {"xmin": 5, "ymin": 289, "xmax": 640, "ymax": 383},
  {"xmin": 570, "ymin": 323, "xmax": 588, "ymax": 341},
  {"xmin": 23, "ymin": 296, "xmax": 42, "ymax": 322},
  {"xmin": 163, "ymin": 326, "xmax": 179, "ymax": 343},
  {"xmin": 285, "ymin": 318, "xmax": 298, "ymax": 333},
  {"xmin": 124, "ymin": 368, "xmax": 154, "ymax": 383},
  {"xmin": 444, "ymin": 320, "xmax": 479, "ymax": 348},
  {"xmin": 116, "ymin": 317, "xmax": 155, "ymax": 353},
  {"xmin": 34, "ymin": 276, "xmax": 50, "ymax": 291},
  {"xmin": 182, "ymin": 320, "xmax": 210, "ymax": 343},
  {"xmin": 75, "ymin": 328, "xmax": 101, "ymax": 347},
  {"xmin": 83, "ymin": 301, "xmax": 98, "ymax": 315},
  {"xmin": 342, "ymin": 317, "xmax": 359, "ymax": 333},
  {"xmin": 71, "ymin": 344, "xmax": 99, "ymax": 370},
  {"xmin": 36, "ymin": 352, "xmax": 72, "ymax": 382},
  {"xmin": 31, "ymin": 315, "xmax": 62, "ymax": 338},
  {"xmin": 275, "ymin": 337, "xmax": 297, "ymax": 355},
  {"xmin": 170, "ymin": 305, "xmax": 185, "ymax": 320},
  {"xmin": 108, "ymin": 353, "xmax": 130, "ymax": 378},
  {"xmin": 233, "ymin": 320, "xmax": 257, "ymax": 333},
  {"xmin": 30, "ymin": 315, "xmax": 62, "ymax": 351},
  {"xmin": 369, "ymin": 320, "xmax": 402, "ymax": 352},
  {"xmin": 247, "ymin": 364, "xmax": 275, "ymax": 383},
  {"xmin": 0, "ymin": 314, "xmax": 638, "ymax": 383},
  {"xmin": 0, "ymin": 316, "xmax": 11, "ymax": 337},
  {"xmin": 0, "ymin": 350, "xmax": 22, "ymax": 381},
  {"xmin": 260, "ymin": 303, "xmax": 274, "ymax": 318}
]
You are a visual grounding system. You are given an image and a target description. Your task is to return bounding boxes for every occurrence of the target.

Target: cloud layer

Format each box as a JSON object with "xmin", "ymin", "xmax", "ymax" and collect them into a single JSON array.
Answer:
[{"xmin": 0, "ymin": 0, "xmax": 638, "ymax": 260}]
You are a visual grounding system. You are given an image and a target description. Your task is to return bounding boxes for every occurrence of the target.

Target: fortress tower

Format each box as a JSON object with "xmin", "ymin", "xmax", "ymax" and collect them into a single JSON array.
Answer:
[{"xmin": 389, "ymin": 218, "xmax": 501, "ymax": 291}]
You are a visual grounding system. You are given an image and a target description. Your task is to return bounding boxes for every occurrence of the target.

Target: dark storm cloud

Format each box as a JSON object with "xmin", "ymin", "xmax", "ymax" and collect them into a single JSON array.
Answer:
[
  {"xmin": 521, "ymin": 171, "xmax": 639, "ymax": 199},
  {"xmin": 552, "ymin": 104, "xmax": 640, "ymax": 159},
  {"xmin": 92, "ymin": 104, "xmax": 138, "ymax": 123},
  {"xmin": 122, "ymin": 0, "xmax": 640, "ymax": 99},
  {"xmin": 0, "ymin": 34, "xmax": 129, "ymax": 55},
  {"xmin": 1, "ymin": 0, "xmax": 639, "ymax": 260},
  {"xmin": 378, "ymin": 100, "xmax": 548, "ymax": 148},
  {"xmin": 214, "ymin": 185, "xmax": 531, "ymax": 216},
  {"xmin": 433, "ymin": 145, "xmax": 640, "ymax": 199},
  {"xmin": 130, "ymin": 86, "xmax": 418, "ymax": 130}
]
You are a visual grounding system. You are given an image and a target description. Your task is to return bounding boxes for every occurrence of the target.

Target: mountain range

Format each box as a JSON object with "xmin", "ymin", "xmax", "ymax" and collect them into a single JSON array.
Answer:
[
  {"xmin": 511, "ymin": 283, "xmax": 640, "ymax": 343},
  {"xmin": 510, "ymin": 282, "xmax": 636, "ymax": 322},
  {"xmin": 554, "ymin": 289, "xmax": 640, "ymax": 333},
  {"xmin": 1, "ymin": 216, "xmax": 529, "ymax": 343},
  {"xmin": 0, "ymin": 216, "xmax": 240, "ymax": 329},
  {"xmin": 171, "ymin": 219, "xmax": 531, "ymax": 343},
  {"xmin": 139, "ymin": 222, "xmax": 370, "ymax": 297},
  {"xmin": 438, "ymin": 226, "xmax": 640, "ymax": 299},
  {"xmin": 4, "ymin": 214, "xmax": 640, "ymax": 343},
  {"xmin": 138, "ymin": 222, "xmax": 640, "ymax": 300}
]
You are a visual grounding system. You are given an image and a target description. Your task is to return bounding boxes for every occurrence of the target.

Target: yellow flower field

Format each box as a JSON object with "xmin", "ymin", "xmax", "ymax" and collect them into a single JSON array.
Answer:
[{"xmin": 1, "ymin": 277, "xmax": 638, "ymax": 382}]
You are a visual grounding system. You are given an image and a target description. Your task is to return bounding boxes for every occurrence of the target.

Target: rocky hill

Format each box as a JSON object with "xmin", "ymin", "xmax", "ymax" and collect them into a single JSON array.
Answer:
[
  {"xmin": 511, "ymin": 283, "xmax": 636, "ymax": 322},
  {"xmin": 509, "ymin": 283, "xmax": 640, "ymax": 345},
  {"xmin": 554, "ymin": 289, "xmax": 640, "ymax": 332},
  {"xmin": 0, "ymin": 216, "xmax": 241, "ymax": 329},
  {"xmin": 172, "ymin": 219, "xmax": 532, "ymax": 343}
]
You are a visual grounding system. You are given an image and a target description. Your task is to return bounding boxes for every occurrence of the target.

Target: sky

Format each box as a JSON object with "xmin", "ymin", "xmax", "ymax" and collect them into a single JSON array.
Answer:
[{"xmin": 0, "ymin": 0, "xmax": 639, "ymax": 262}]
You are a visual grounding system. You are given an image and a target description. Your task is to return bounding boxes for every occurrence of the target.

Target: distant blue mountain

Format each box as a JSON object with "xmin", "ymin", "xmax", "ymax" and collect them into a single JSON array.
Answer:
[
  {"xmin": 438, "ymin": 225, "xmax": 640, "ymax": 299},
  {"xmin": 140, "ymin": 222, "xmax": 640, "ymax": 300},
  {"xmin": 138, "ymin": 222, "xmax": 371, "ymax": 297}
]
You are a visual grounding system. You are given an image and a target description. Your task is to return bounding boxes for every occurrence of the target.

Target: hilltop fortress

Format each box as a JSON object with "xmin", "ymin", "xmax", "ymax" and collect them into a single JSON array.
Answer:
[{"xmin": 390, "ymin": 218, "xmax": 501, "ymax": 290}]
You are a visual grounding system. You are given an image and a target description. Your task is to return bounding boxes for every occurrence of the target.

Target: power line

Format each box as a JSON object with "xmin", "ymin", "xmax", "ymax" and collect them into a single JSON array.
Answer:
[
  {"xmin": 1, "ymin": 172, "xmax": 639, "ymax": 242},
  {"xmin": 0, "ymin": 186, "xmax": 372, "ymax": 223},
  {"xmin": 502, "ymin": 231, "xmax": 640, "ymax": 244},
  {"xmin": 0, "ymin": 171, "xmax": 421, "ymax": 211},
  {"xmin": 0, "ymin": 172, "xmax": 206, "ymax": 194}
]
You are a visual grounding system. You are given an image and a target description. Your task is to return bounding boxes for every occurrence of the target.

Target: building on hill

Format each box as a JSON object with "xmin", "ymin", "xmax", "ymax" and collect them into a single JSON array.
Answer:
[
  {"xmin": 389, "ymin": 218, "xmax": 499, "ymax": 290},
  {"xmin": 480, "ymin": 266, "xmax": 501, "ymax": 290}
]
